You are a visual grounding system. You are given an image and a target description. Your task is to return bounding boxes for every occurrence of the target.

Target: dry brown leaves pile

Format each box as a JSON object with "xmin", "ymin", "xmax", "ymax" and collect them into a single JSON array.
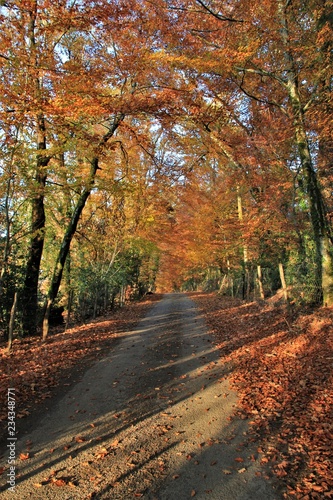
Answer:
[
  {"xmin": 0, "ymin": 295, "xmax": 161, "ymax": 432},
  {"xmin": 189, "ymin": 292, "xmax": 333, "ymax": 500}
]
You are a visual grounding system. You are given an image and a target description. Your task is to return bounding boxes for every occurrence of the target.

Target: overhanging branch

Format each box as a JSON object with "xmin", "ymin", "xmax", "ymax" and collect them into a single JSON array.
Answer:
[{"xmin": 195, "ymin": 0, "xmax": 244, "ymax": 22}]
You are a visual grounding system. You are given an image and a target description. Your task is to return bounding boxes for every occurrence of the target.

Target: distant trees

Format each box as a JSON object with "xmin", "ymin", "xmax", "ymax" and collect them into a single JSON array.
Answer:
[{"xmin": 154, "ymin": 0, "xmax": 333, "ymax": 304}]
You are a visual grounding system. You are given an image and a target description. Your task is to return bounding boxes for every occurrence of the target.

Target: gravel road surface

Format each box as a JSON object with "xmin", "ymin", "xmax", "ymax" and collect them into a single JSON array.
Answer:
[{"xmin": 1, "ymin": 293, "xmax": 282, "ymax": 499}]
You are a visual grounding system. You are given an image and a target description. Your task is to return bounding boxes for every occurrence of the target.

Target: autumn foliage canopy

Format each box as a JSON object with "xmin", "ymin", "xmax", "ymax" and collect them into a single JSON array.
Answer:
[{"xmin": 0, "ymin": 0, "xmax": 332, "ymax": 336}]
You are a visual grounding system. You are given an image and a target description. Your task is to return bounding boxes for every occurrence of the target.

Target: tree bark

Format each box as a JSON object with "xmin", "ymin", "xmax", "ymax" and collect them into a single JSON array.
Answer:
[
  {"xmin": 7, "ymin": 292, "xmax": 18, "ymax": 353},
  {"xmin": 237, "ymin": 187, "xmax": 249, "ymax": 300},
  {"xmin": 21, "ymin": 4, "xmax": 52, "ymax": 334},
  {"xmin": 0, "ymin": 168, "xmax": 13, "ymax": 299},
  {"xmin": 257, "ymin": 264, "xmax": 265, "ymax": 300},
  {"xmin": 278, "ymin": 262, "xmax": 288, "ymax": 302},
  {"xmin": 21, "ymin": 114, "xmax": 50, "ymax": 335}
]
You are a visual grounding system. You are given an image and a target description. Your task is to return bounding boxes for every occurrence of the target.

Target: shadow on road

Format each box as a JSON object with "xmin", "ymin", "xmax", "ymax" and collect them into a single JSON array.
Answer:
[{"xmin": 0, "ymin": 293, "xmax": 283, "ymax": 499}]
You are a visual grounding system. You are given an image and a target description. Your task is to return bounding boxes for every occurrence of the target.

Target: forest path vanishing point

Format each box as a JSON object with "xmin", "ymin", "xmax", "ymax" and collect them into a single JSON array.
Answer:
[{"xmin": 1, "ymin": 294, "xmax": 283, "ymax": 499}]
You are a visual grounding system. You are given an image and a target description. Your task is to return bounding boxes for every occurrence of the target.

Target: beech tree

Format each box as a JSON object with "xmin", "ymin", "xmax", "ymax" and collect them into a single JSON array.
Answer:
[
  {"xmin": 0, "ymin": 0, "xmax": 180, "ymax": 337},
  {"xmin": 156, "ymin": 0, "xmax": 333, "ymax": 304},
  {"xmin": 0, "ymin": 1, "xmax": 53, "ymax": 335},
  {"xmin": 1, "ymin": 0, "xmax": 332, "ymax": 342}
]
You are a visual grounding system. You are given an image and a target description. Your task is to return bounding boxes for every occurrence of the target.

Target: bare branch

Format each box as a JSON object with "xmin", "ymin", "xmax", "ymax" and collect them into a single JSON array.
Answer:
[
  {"xmin": 195, "ymin": 0, "xmax": 244, "ymax": 23},
  {"xmin": 235, "ymin": 66, "xmax": 286, "ymax": 86},
  {"xmin": 239, "ymin": 80, "xmax": 289, "ymax": 116}
]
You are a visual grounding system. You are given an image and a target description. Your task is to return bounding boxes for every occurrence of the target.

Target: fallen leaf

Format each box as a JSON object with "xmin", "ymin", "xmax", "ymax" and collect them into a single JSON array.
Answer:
[
  {"xmin": 52, "ymin": 478, "xmax": 66, "ymax": 486},
  {"xmin": 75, "ymin": 436, "xmax": 86, "ymax": 443},
  {"xmin": 95, "ymin": 448, "xmax": 108, "ymax": 459}
]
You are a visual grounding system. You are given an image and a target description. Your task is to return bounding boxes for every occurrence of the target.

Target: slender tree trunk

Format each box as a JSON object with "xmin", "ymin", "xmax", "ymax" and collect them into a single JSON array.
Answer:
[
  {"xmin": 93, "ymin": 289, "xmax": 98, "ymax": 319},
  {"xmin": 65, "ymin": 290, "xmax": 73, "ymax": 331},
  {"xmin": 104, "ymin": 284, "xmax": 109, "ymax": 313},
  {"xmin": 278, "ymin": 262, "xmax": 288, "ymax": 302},
  {"xmin": 7, "ymin": 292, "xmax": 18, "ymax": 353},
  {"xmin": 257, "ymin": 264, "xmax": 265, "ymax": 300},
  {"xmin": 277, "ymin": 0, "xmax": 333, "ymax": 305},
  {"xmin": 42, "ymin": 112, "xmax": 124, "ymax": 340},
  {"xmin": 237, "ymin": 187, "xmax": 249, "ymax": 300},
  {"xmin": 322, "ymin": 237, "xmax": 333, "ymax": 306},
  {"xmin": 65, "ymin": 250, "xmax": 73, "ymax": 331},
  {"xmin": 0, "ymin": 173, "xmax": 13, "ymax": 299}
]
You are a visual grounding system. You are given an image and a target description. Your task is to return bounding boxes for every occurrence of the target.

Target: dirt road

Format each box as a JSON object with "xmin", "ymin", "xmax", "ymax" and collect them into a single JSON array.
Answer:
[{"xmin": 1, "ymin": 293, "xmax": 282, "ymax": 499}]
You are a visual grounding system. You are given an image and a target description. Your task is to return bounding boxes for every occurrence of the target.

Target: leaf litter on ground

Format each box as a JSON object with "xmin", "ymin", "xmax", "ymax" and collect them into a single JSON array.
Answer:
[
  {"xmin": 189, "ymin": 292, "xmax": 333, "ymax": 500},
  {"xmin": 1, "ymin": 291, "xmax": 332, "ymax": 500},
  {"xmin": 0, "ymin": 295, "xmax": 162, "ymax": 436}
]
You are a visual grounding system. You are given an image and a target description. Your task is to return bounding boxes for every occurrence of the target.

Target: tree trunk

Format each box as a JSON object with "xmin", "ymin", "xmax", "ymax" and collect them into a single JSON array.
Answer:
[
  {"xmin": 322, "ymin": 236, "xmax": 333, "ymax": 306},
  {"xmin": 65, "ymin": 289, "xmax": 74, "ymax": 331},
  {"xmin": 237, "ymin": 187, "xmax": 249, "ymax": 300},
  {"xmin": 21, "ymin": 114, "xmax": 50, "ymax": 336},
  {"xmin": 93, "ymin": 290, "xmax": 98, "ymax": 319},
  {"xmin": 21, "ymin": 6, "xmax": 52, "ymax": 335},
  {"xmin": 7, "ymin": 292, "xmax": 18, "ymax": 353},
  {"xmin": 42, "ymin": 112, "xmax": 124, "ymax": 340},
  {"xmin": 257, "ymin": 264, "xmax": 265, "ymax": 300},
  {"xmin": 278, "ymin": 262, "xmax": 288, "ymax": 302},
  {"xmin": 0, "ymin": 172, "xmax": 13, "ymax": 299},
  {"xmin": 277, "ymin": 0, "xmax": 333, "ymax": 305}
]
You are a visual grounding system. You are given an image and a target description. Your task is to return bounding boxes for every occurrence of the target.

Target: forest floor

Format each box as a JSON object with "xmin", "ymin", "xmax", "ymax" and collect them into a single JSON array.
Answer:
[
  {"xmin": 0, "ymin": 292, "xmax": 332, "ymax": 499},
  {"xmin": 189, "ymin": 292, "xmax": 333, "ymax": 500}
]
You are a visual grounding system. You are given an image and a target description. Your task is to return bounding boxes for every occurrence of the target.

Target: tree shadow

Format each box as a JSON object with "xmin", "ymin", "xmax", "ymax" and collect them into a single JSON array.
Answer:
[
  {"xmin": 0, "ymin": 293, "xmax": 295, "ymax": 498},
  {"xmin": 190, "ymin": 292, "xmax": 333, "ymax": 498}
]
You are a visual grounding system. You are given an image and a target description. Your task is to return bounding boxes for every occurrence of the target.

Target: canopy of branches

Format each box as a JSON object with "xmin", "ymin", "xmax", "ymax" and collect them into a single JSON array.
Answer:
[{"xmin": 0, "ymin": 0, "xmax": 332, "ymax": 338}]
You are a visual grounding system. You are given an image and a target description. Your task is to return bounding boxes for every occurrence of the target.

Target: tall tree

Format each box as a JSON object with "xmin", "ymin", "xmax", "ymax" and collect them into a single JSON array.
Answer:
[
  {"xmin": 161, "ymin": 0, "xmax": 333, "ymax": 303},
  {"xmin": 42, "ymin": 114, "xmax": 124, "ymax": 339}
]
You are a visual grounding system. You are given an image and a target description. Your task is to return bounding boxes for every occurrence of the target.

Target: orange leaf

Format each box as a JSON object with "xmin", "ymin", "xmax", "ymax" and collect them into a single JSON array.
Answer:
[
  {"xmin": 54, "ymin": 479, "xmax": 66, "ymax": 487},
  {"xmin": 75, "ymin": 436, "xmax": 86, "ymax": 443}
]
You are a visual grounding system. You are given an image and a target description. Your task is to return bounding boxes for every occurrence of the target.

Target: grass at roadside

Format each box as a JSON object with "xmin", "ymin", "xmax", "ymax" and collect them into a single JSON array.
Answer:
[{"xmin": 189, "ymin": 292, "xmax": 333, "ymax": 500}]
